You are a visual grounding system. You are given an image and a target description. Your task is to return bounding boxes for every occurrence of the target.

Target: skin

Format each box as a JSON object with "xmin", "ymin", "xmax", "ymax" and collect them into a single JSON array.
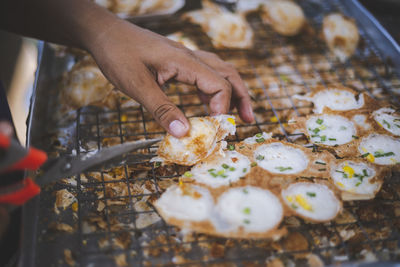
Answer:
[{"xmin": 0, "ymin": 0, "xmax": 254, "ymax": 138}]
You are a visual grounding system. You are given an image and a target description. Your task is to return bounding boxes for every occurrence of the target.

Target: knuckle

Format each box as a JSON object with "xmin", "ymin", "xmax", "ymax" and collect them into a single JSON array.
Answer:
[{"xmin": 153, "ymin": 103, "xmax": 177, "ymax": 122}]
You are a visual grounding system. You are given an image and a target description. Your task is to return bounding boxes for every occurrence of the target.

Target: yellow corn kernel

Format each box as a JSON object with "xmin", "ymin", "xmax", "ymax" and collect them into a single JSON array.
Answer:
[
  {"xmin": 71, "ymin": 202, "xmax": 78, "ymax": 212},
  {"xmin": 286, "ymin": 196, "xmax": 294, "ymax": 203},
  {"xmin": 366, "ymin": 154, "xmax": 375, "ymax": 163},
  {"xmin": 270, "ymin": 116, "xmax": 278, "ymax": 123},
  {"xmin": 179, "ymin": 180, "xmax": 183, "ymax": 187},
  {"xmin": 361, "ymin": 147, "xmax": 368, "ymax": 153},
  {"xmin": 342, "ymin": 165, "xmax": 354, "ymax": 178},
  {"xmin": 227, "ymin": 117, "xmax": 236, "ymax": 125},
  {"xmin": 337, "ymin": 182, "xmax": 344, "ymax": 188},
  {"xmin": 334, "ymin": 92, "xmax": 341, "ymax": 96},
  {"xmin": 121, "ymin": 114, "xmax": 128, "ymax": 122},
  {"xmin": 295, "ymin": 194, "xmax": 312, "ymax": 211},
  {"xmin": 377, "ymin": 121, "xmax": 383, "ymax": 128}
]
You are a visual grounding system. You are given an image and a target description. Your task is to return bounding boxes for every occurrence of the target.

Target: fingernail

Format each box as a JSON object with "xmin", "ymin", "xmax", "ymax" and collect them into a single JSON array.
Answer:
[{"xmin": 169, "ymin": 120, "xmax": 188, "ymax": 137}]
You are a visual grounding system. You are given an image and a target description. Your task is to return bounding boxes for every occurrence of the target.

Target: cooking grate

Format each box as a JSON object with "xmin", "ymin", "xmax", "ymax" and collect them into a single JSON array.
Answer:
[{"xmin": 28, "ymin": 0, "xmax": 400, "ymax": 266}]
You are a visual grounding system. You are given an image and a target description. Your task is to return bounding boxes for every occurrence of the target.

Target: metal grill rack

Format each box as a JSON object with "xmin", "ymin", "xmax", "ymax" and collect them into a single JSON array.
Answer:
[{"xmin": 24, "ymin": 0, "xmax": 400, "ymax": 266}]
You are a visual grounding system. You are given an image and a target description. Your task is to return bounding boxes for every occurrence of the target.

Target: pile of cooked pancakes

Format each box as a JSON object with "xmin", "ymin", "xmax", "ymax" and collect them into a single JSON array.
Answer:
[{"xmin": 153, "ymin": 86, "xmax": 399, "ymax": 239}]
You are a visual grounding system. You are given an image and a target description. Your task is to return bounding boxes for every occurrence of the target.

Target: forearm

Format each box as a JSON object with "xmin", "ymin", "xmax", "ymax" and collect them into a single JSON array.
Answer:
[{"xmin": 0, "ymin": 0, "xmax": 118, "ymax": 50}]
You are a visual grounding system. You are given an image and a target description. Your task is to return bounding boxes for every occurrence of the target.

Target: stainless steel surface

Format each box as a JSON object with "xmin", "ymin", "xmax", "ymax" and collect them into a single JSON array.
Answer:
[{"xmin": 21, "ymin": 0, "xmax": 400, "ymax": 266}]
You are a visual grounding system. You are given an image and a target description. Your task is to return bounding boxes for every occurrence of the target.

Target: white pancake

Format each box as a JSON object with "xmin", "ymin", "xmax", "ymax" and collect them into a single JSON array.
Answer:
[
  {"xmin": 323, "ymin": 13, "xmax": 359, "ymax": 62},
  {"xmin": 262, "ymin": 0, "xmax": 305, "ymax": 36},
  {"xmin": 373, "ymin": 107, "xmax": 400, "ymax": 136},
  {"xmin": 183, "ymin": 2, "xmax": 254, "ymax": 49},
  {"xmin": 214, "ymin": 186, "xmax": 283, "ymax": 232},
  {"xmin": 295, "ymin": 89, "xmax": 365, "ymax": 114},
  {"xmin": 359, "ymin": 134, "xmax": 400, "ymax": 165},
  {"xmin": 155, "ymin": 184, "xmax": 214, "ymax": 222},
  {"xmin": 331, "ymin": 161, "xmax": 380, "ymax": 195},
  {"xmin": 154, "ymin": 115, "xmax": 236, "ymax": 165},
  {"xmin": 191, "ymin": 151, "xmax": 251, "ymax": 188},
  {"xmin": 282, "ymin": 182, "xmax": 341, "ymax": 222},
  {"xmin": 306, "ymin": 114, "xmax": 356, "ymax": 146},
  {"xmin": 254, "ymin": 143, "xmax": 309, "ymax": 174}
]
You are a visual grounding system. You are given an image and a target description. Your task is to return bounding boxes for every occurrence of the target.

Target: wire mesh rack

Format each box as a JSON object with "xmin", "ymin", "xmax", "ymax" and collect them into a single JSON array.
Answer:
[{"xmin": 26, "ymin": 0, "xmax": 400, "ymax": 266}]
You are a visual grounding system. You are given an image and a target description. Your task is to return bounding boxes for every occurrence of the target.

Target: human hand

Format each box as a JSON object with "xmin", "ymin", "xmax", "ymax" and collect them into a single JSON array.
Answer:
[{"xmin": 86, "ymin": 19, "xmax": 254, "ymax": 138}]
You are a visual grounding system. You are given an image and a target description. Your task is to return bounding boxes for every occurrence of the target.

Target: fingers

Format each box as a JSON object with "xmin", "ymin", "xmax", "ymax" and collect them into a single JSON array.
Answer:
[
  {"xmin": 193, "ymin": 50, "xmax": 254, "ymax": 123},
  {"xmin": 123, "ymin": 63, "xmax": 190, "ymax": 138},
  {"xmin": 158, "ymin": 50, "xmax": 232, "ymax": 116}
]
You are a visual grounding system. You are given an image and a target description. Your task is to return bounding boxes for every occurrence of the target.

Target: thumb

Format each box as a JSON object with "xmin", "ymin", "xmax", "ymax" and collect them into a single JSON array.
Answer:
[
  {"xmin": 151, "ymin": 101, "xmax": 190, "ymax": 138},
  {"xmin": 124, "ymin": 67, "xmax": 190, "ymax": 138}
]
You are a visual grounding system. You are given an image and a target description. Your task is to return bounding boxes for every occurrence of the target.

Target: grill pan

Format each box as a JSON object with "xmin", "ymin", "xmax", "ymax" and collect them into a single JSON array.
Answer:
[{"xmin": 21, "ymin": 0, "xmax": 400, "ymax": 266}]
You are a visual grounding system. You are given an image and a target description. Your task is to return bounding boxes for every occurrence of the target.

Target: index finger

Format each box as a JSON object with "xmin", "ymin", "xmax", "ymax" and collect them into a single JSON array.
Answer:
[
  {"xmin": 158, "ymin": 50, "xmax": 232, "ymax": 116},
  {"xmin": 193, "ymin": 51, "xmax": 254, "ymax": 123}
]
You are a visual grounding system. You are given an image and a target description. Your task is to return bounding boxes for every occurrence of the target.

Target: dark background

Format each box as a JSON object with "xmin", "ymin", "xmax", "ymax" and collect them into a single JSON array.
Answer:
[{"xmin": 361, "ymin": 0, "xmax": 400, "ymax": 46}]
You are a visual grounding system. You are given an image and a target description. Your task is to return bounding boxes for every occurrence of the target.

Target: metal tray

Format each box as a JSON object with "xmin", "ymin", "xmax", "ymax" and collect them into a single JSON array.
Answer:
[{"xmin": 21, "ymin": 0, "xmax": 400, "ymax": 266}]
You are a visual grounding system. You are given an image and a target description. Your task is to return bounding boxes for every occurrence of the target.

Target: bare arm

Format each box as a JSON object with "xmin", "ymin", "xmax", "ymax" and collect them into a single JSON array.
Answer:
[{"xmin": 0, "ymin": 0, "xmax": 254, "ymax": 137}]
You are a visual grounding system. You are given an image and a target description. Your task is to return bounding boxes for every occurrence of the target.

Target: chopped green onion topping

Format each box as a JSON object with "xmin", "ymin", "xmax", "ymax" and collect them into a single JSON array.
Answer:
[
  {"xmin": 228, "ymin": 144, "xmax": 235, "ymax": 151},
  {"xmin": 374, "ymin": 151, "xmax": 395, "ymax": 158},
  {"xmin": 280, "ymin": 74, "xmax": 290, "ymax": 82},
  {"xmin": 243, "ymin": 188, "xmax": 249, "ymax": 194},
  {"xmin": 316, "ymin": 118, "xmax": 323, "ymax": 125},
  {"xmin": 256, "ymin": 138, "xmax": 265, "ymax": 143},
  {"xmin": 184, "ymin": 171, "xmax": 192, "ymax": 178},
  {"xmin": 251, "ymin": 162, "xmax": 257, "ymax": 167},
  {"xmin": 275, "ymin": 166, "xmax": 293, "ymax": 172},
  {"xmin": 328, "ymin": 138, "xmax": 337, "ymax": 141},
  {"xmin": 210, "ymin": 172, "xmax": 218, "ymax": 178},
  {"xmin": 217, "ymin": 170, "xmax": 226, "ymax": 176},
  {"xmin": 306, "ymin": 192, "xmax": 316, "ymax": 197},
  {"xmin": 312, "ymin": 128, "xmax": 320, "ymax": 134},
  {"xmin": 340, "ymin": 126, "xmax": 347, "ymax": 130},
  {"xmin": 243, "ymin": 207, "xmax": 251, "ymax": 215},
  {"xmin": 362, "ymin": 169, "xmax": 368, "ymax": 176},
  {"xmin": 155, "ymin": 162, "xmax": 161, "ymax": 167},
  {"xmin": 243, "ymin": 219, "xmax": 251, "ymax": 224},
  {"xmin": 355, "ymin": 182, "xmax": 362, "ymax": 187},
  {"xmin": 291, "ymin": 204, "xmax": 298, "ymax": 209},
  {"xmin": 315, "ymin": 161, "xmax": 326, "ymax": 165},
  {"xmin": 352, "ymin": 135, "xmax": 359, "ymax": 139},
  {"xmin": 320, "ymin": 135, "xmax": 326, "ymax": 142},
  {"xmin": 242, "ymin": 168, "xmax": 247, "ymax": 173},
  {"xmin": 318, "ymin": 168, "xmax": 327, "ymax": 171},
  {"xmin": 383, "ymin": 119, "xmax": 391, "ymax": 129},
  {"xmin": 256, "ymin": 155, "xmax": 265, "ymax": 160},
  {"xmin": 361, "ymin": 152, "xmax": 370, "ymax": 158},
  {"xmin": 255, "ymin": 133, "xmax": 262, "ymax": 138},
  {"xmin": 222, "ymin": 164, "xmax": 229, "ymax": 169},
  {"xmin": 239, "ymin": 145, "xmax": 245, "ymax": 149},
  {"xmin": 229, "ymin": 167, "xmax": 236, "ymax": 171},
  {"xmin": 208, "ymin": 168, "xmax": 216, "ymax": 172}
]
